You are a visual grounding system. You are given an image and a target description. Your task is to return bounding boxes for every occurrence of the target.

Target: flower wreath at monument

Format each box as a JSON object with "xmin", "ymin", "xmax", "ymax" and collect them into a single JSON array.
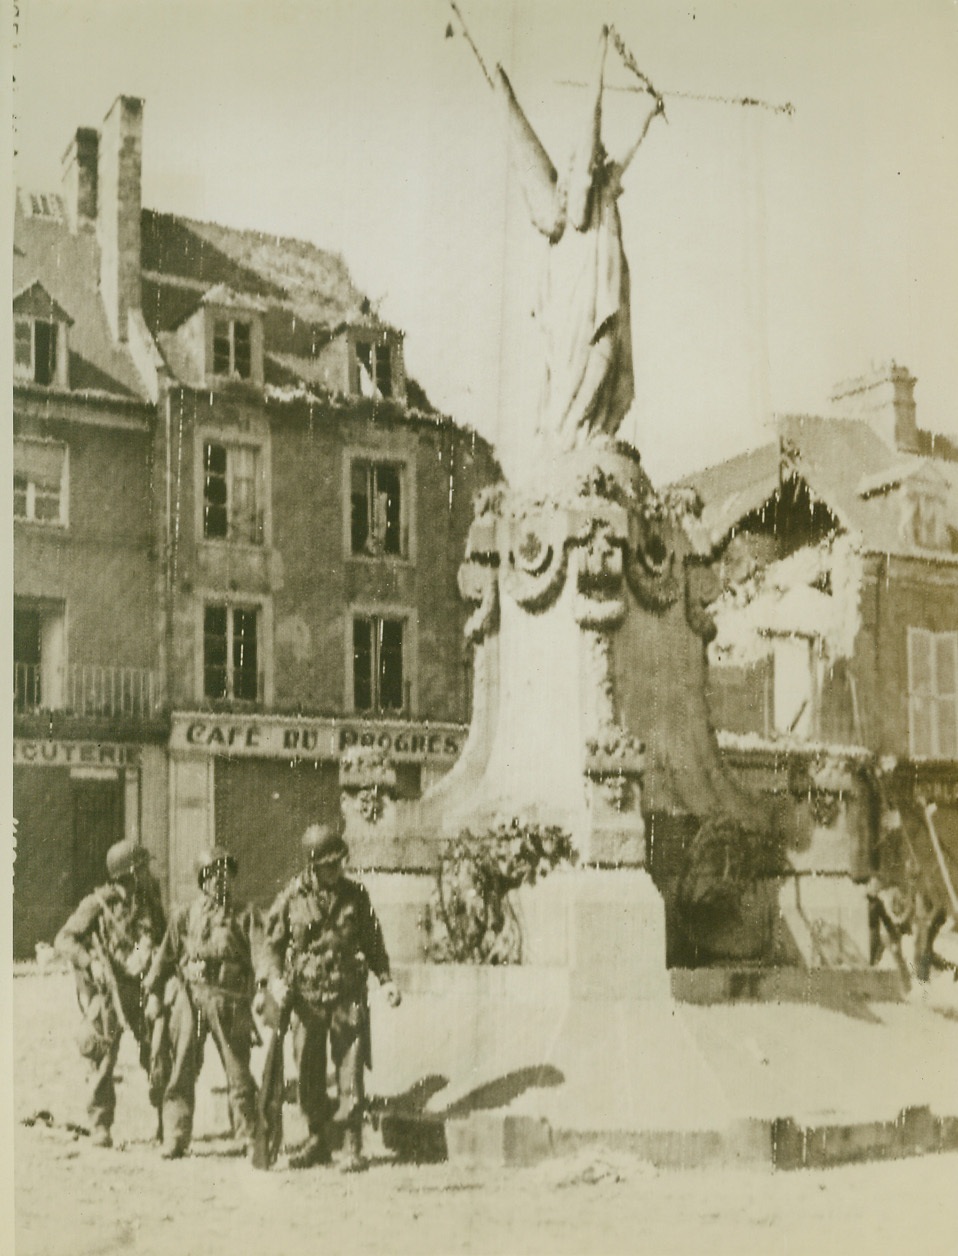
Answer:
[{"xmin": 423, "ymin": 819, "xmax": 577, "ymax": 964}]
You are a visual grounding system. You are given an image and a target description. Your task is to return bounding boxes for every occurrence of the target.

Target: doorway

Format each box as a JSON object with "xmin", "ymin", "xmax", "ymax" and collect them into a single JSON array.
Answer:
[{"xmin": 72, "ymin": 777, "xmax": 124, "ymax": 904}]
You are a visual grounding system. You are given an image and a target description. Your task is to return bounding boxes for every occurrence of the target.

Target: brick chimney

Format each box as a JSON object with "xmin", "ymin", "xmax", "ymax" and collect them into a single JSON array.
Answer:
[
  {"xmin": 97, "ymin": 96, "xmax": 143, "ymax": 343},
  {"xmin": 830, "ymin": 362, "xmax": 918, "ymax": 454},
  {"xmin": 61, "ymin": 127, "xmax": 99, "ymax": 230}
]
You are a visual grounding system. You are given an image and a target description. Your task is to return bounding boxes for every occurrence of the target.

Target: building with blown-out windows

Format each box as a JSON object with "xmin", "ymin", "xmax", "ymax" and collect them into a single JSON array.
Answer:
[
  {"xmin": 12, "ymin": 96, "xmax": 498, "ymax": 956},
  {"xmin": 680, "ymin": 363, "xmax": 958, "ymax": 958}
]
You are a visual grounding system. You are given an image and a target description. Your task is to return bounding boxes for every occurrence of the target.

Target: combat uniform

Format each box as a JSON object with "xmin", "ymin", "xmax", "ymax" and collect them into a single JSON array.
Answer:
[
  {"xmin": 55, "ymin": 843, "xmax": 167, "ymax": 1145},
  {"xmin": 262, "ymin": 829, "xmax": 396, "ymax": 1168},
  {"xmin": 145, "ymin": 850, "xmax": 259, "ymax": 1158}
]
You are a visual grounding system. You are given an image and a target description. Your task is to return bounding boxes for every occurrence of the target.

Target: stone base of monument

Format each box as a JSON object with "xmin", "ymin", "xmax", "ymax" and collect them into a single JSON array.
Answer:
[{"xmin": 369, "ymin": 974, "xmax": 958, "ymax": 1168}]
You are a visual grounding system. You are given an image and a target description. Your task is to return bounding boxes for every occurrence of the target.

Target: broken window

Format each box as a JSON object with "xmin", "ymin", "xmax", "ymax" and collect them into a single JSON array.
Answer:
[
  {"xmin": 352, "ymin": 615, "xmax": 405, "ymax": 713},
  {"xmin": 355, "ymin": 339, "xmax": 393, "ymax": 399},
  {"xmin": 350, "ymin": 460, "xmax": 404, "ymax": 556},
  {"xmin": 908, "ymin": 628, "xmax": 958, "ymax": 759},
  {"xmin": 212, "ymin": 318, "xmax": 253, "ymax": 379},
  {"xmin": 203, "ymin": 441, "xmax": 263, "ymax": 543},
  {"xmin": 14, "ymin": 317, "xmax": 58, "ymax": 385},
  {"xmin": 14, "ymin": 437, "xmax": 66, "ymax": 525},
  {"xmin": 204, "ymin": 604, "xmax": 259, "ymax": 702}
]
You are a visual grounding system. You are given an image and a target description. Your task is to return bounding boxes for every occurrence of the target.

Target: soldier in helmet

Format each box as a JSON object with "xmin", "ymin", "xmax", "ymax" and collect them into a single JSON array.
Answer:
[
  {"xmin": 144, "ymin": 846, "xmax": 259, "ymax": 1160},
  {"xmin": 55, "ymin": 839, "xmax": 167, "ymax": 1148},
  {"xmin": 261, "ymin": 824, "xmax": 401, "ymax": 1171}
]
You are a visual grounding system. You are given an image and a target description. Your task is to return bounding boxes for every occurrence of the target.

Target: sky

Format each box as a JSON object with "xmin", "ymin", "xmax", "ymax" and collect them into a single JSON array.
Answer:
[{"xmin": 9, "ymin": 0, "xmax": 958, "ymax": 484}]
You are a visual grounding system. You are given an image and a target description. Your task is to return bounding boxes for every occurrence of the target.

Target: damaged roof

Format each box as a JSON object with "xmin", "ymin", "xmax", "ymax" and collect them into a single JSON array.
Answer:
[
  {"xmin": 138, "ymin": 209, "xmax": 435, "ymax": 405},
  {"xmin": 140, "ymin": 210, "xmax": 372, "ymax": 329},
  {"xmin": 13, "ymin": 204, "xmax": 149, "ymax": 400},
  {"xmin": 682, "ymin": 413, "xmax": 958, "ymax": 560}
]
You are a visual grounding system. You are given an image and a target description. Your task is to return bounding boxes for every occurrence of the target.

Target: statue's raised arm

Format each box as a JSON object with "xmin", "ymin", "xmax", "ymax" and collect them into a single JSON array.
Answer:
[
  {"xmin": 497, "ymin": 27, "xmax": 663, "ymax": 451},
  {"xmin": 493, "ymin": 67, "xmax": 563, "ymax": 241},
  {"xmin": 452, "ymin": 7, "xmax": 664, "ymax": 451}
]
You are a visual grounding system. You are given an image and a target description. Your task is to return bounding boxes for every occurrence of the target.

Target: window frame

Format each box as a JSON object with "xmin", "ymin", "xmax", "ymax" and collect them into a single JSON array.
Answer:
[
  {"xmin": 346, "ymin": 603, "xmax": 416, "ymax": 717},
  {"xmin": 353, "ymin": 337, "xmax": 394, "ymax": 399},
  {"xmin": 343, "ymin": 447, "xmax": 415, "ymax": 564},
  {"xmin": 202, "ymin": 600, "xmax": 263, "ymax": 705},
  {"xmin": 350, "ymin": 612, "xmax": 407, "ymax": 715},
  {"xmin": 13, "ymin": 596, "xmax": 67, "ymax": 711},
  {"xmin": 13, "ymin": 436, "xmax": 69, "ymax": 527},
  {"xmin": 13, "ymin": 315, "xmax": 60, "ymax": 386},
  {"xmin": 211, "ymin": 316, "xmax": 254, "ymax": 380},
  {"xmin": 199, "ymin": 435, "xmax": 267, "ymax": 547},
  {"xmin": 907, "ymin": 627, "xmax": 958, "ymax": 760}
]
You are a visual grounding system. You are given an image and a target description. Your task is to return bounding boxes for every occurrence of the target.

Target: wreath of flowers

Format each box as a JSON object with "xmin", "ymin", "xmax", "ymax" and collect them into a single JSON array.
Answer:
[{"xmin": 424, "ymin": 820, "xmax": 577, "ymax": 964}]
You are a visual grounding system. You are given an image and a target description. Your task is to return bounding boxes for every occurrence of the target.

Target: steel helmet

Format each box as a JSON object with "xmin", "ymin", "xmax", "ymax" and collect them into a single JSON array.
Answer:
[
  {"xmin": 106, "ymin": 840, "xmax": 149, "ymax": 881},
  {"xmin": 301, "ymin": 824, "xmax": 348, "ymax": 865},
  {"xmin": 195, "ymin": 845, "xmax": 238, "ymax": 886}
]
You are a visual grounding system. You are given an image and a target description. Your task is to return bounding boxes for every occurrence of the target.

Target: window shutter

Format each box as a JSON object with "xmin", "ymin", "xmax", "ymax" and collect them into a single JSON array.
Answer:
[
  {"xmin": 935, "ymin": 634, "xmax": 957, "ymax": 696},
  {"xmin": 908, "ymin": 629, "xmax": 933, "ymax": 695}
]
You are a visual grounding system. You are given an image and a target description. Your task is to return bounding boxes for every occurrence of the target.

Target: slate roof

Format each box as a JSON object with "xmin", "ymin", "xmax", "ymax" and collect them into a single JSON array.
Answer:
[
  {"xmin": 682, "ymin": 412, "xmax": 958, "ymax": 560},
  {"xmin": 13, "ymin": 197, "xmax": 422, "ymax": 406},
  {"xmin": 13, "ymin": 203, "xmax": 148, "ymax": 400}
]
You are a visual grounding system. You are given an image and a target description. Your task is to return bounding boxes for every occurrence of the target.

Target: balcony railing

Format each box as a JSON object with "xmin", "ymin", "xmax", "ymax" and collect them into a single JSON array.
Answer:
[{"xmin": 14, "ymin": 662, "xmax": 161, "ymax": 718}]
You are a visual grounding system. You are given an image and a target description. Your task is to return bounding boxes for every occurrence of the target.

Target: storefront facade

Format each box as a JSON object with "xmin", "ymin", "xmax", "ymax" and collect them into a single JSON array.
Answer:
[
  {"xmin": 13, "ymin": 734, "xmax": 168, "ymax": 957},
  {"xmin": 166, "ymin": 712, "xmax": 466, "ymax": 906}
]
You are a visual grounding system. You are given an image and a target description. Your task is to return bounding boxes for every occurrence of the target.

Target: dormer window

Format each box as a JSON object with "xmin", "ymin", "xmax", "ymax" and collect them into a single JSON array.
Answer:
[
  {"xmin": 13, "ymin": 282, "xmax": 72, "ymax": 388},
  {"xmin": 903, "ymin": 483, "xmax": 949, "ymax": 550},
  {"xmin": 354, "ymin": 338, "xmax": 393, "ymax": 399},
  {"xmin": 14, "ymin": 316, "xmax": 59, "ymax": 386},
  {"xmin": 213, "ymin": 317, "xmax": 252, "ymax": 379}
]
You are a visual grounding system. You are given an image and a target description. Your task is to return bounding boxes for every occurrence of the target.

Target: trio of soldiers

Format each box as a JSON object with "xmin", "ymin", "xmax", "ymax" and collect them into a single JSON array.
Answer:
[{"xmin": 55, "ymin": 824, "xmax": 400, "ymax": 1171}]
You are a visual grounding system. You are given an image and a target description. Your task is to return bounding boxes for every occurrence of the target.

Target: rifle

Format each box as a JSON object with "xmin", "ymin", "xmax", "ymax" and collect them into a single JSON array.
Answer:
[
  {"xmin": 88, "ymin": 927, "xmax": 129, "ymax": 1037},
  {"xmin": 148, "ymin": 1005, "xmax": 172, "ymax": 1142},
  {"xmin": 251, "ymin": 993, "xmax": 291, "ymax": 1170}
]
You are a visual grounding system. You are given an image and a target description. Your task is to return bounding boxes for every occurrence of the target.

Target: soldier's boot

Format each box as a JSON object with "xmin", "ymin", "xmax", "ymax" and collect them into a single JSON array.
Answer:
[
  {"xmin": 338, "ymin": 1122, "xmax": 366, "ymax": 1174},
  {"xmin": 288, "ymin": 1130, "xmax": 331, "ymax": 1170},
  {"xmin": 90, "ymin": 1125, "xmax": 113, "ymax": 1149}
]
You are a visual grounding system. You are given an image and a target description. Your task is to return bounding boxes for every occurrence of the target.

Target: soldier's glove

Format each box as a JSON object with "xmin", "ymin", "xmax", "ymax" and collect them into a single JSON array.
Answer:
[
  {"xmin": 382, "ymin": 979, "xmax": 402, "ymax": 1008},
  {"xmin": 88, "ymin": 957, "xmax": 107, "ymax": 985},
  {"xmin": 268, "ymin": 976, "xmax": 290, "ymax": 1010},
  {"xmin": 144, "ymin": 994, "xmax": 162, "ymax": 1025}
]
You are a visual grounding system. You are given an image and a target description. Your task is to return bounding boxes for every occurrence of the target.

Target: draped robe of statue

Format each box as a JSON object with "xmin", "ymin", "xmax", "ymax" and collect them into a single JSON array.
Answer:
[{"xmin": 494, "ymin": 31, "xmax": 659, "ymax": 451}]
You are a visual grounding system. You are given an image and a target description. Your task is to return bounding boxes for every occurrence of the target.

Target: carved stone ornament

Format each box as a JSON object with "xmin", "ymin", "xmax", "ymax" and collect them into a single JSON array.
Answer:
[
  {"xmin": 339, "ymin": 746, "xmax": 398, "ymax": 792},
  {"xmin": 683, "ymin": 564, "xmax": 718, "ymax": 643},
  {"xmin": 355, "ymin": 785, "xmax": 385, "ymax": 824},
  {"xmin": 597, "ymin": 773, "xmax": 634, "ymax": 812},
  {"xmin": 458, "ymin": 559, "xmax": 500, "ymax": 644},
  {"xmin": 502, "ymin": 506, "xmax": 569, "ymax": 611},
  {"xmin": 575, "ymin": 463, "xmax": 633, "ymax": 507},
  {"xmin": 571, "ymin": 513, "xmax": 627, "ymax": 628},
  {"xmin": 625, "ymin": 500, "xmax": 681, "ymax": 612},
  {"xmin": 584, "ymin": 723, "xmax": 646, "ymax": 780},
  {"xmin": 787, "ymin": 755, "xmax": 855, "ymax": 830}
]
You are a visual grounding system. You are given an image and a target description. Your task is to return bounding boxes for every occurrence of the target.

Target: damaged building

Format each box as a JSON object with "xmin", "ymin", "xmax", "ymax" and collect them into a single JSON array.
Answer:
[
  {"xmin": 681, "ymin": 364, "xmax": 958, "ymax": 964},
  {"xmin": 12, "ymin": 96, "xmax": 498, "ymax": 956}
]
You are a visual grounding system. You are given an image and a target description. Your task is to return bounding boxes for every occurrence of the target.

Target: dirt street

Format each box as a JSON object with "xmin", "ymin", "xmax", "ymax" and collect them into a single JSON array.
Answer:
[{"xmin": 13, "ymin": 968, "xmax": 958, "ymax": 1256}]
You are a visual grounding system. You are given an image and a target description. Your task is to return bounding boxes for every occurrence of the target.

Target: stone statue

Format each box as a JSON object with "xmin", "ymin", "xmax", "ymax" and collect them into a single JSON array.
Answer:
[{"xmin": 492, "ymin": 26, "xmax": 664, "ymax": 451}]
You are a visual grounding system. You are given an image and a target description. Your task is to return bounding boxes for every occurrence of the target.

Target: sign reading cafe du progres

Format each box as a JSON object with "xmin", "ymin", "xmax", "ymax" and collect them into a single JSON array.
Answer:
[{"xmin": 170, "ymin": 713, "xmax": 465, "ymax": 764}]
